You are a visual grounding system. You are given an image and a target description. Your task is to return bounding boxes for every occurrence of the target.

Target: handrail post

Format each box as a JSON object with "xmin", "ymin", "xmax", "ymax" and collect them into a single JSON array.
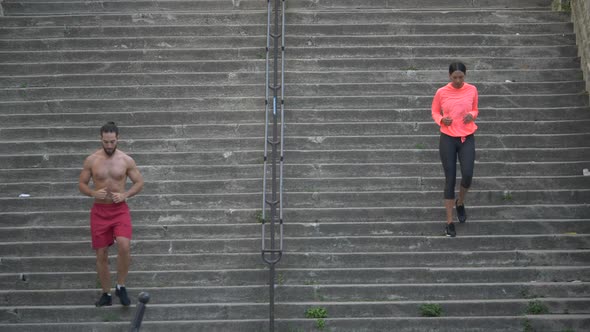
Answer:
[{"xmin": 129, "ymin": 292, "xmax": 150, "ymax": 332}]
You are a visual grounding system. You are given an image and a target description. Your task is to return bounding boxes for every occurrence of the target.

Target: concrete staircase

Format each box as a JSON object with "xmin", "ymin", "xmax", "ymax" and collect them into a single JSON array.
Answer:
[{"xmin": 1, "ymin": 0, "xmax": 589, "ymax": 331}]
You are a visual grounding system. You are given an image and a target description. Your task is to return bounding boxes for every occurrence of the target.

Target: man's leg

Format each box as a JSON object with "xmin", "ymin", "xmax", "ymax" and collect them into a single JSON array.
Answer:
[
  {"xmin": 96, "ymin": 247, "xmax": 111, "ymax": 293},
  {"xmin": 114, "ymin": 236, "xmax": 131, "ymax": 306},
  {"xmin": 115, "ymin": 236, "xmax": 131, "ymax": 285},
  {"xmin": 95, "ymin": 247, "xmax": 113, "ymax": 307}
]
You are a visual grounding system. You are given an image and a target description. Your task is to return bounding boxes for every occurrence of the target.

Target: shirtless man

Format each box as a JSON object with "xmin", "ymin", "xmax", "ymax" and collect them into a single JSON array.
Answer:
[{"xmin": 79, "ymin": 122, "xmax": 144, "ymax": 307}]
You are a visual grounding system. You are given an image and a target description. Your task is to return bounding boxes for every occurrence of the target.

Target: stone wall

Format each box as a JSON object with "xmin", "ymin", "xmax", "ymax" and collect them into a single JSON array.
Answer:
[{"xmin": 570, "ymin": 0, "xmax": 590, "ymax": 100}]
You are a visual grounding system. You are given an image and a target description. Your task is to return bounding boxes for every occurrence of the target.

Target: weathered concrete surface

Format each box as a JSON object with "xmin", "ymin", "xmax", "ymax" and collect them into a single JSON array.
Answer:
[
  {"xmin": 571, "ymin": 0, "xmax": 590, "ymax": 101},
  {"xmin": 0, "ymin": 0, "xmax": 589, "ymax": 331}
]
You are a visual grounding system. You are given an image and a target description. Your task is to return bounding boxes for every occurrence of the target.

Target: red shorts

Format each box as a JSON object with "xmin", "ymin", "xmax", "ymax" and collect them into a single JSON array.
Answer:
[{"xmin": 90, "ymin": 202, "xmax": 132, "ymax": 249}]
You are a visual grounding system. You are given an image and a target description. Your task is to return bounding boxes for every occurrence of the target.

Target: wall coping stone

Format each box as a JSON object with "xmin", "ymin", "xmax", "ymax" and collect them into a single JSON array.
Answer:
[{"xmin": 567, "ymin": 0, "xmax": 590, "ymax": 103}]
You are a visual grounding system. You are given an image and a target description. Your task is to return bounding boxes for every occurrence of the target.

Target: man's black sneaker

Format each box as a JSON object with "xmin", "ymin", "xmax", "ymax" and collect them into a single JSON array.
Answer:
[
  {"xmin": 116, "ymin": 286, "xmax": 131, "ymax": 306},
  {"xmin": 95, "ymin": 293, "xmax": 112, "ymax": 307},
  {"xmin": 456, "ymin": 200, "xmax": 466, "ymax": 223},
  {"xmin": 445, "ymin": 223, "xmax": 456, "ymax": 237}
]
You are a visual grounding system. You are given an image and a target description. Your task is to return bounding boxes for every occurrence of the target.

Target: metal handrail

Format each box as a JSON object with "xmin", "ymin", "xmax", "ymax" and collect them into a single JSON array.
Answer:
[{"xmin": 261, "ymin": 0, "xmax": 286, "ymax": 331}]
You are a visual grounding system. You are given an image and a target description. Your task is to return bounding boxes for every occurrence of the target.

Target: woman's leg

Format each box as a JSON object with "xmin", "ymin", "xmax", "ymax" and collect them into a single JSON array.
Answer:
[
  {"xmin": 439, "ymin": 134, "xmax": 458, "ymax": 224},
  {"xmin": 457, "ymin": 135, "xmax": 476, "ymax": 206},
  {"xmin": 458, "ymin": 185, "xmax": 469, "ymax": 206},
  {"xmin": 444, "ymin": 199, "xmax": 455, "ymax": 224}
]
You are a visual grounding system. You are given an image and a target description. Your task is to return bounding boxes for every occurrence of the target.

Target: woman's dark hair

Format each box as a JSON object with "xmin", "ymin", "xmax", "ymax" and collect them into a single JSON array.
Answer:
[
  {"xmin": 449, "ymin": 62, "xmax": 467, "ymax": 75},
  {"xmin": 100, "ymin": 121, "xmax": 119, "ymax": 136}
]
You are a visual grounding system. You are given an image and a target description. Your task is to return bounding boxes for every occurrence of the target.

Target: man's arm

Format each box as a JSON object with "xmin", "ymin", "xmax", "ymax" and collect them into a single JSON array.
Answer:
[{"xmin": 79, "ymin": 156, "xmax": 107, "ymax": 199}]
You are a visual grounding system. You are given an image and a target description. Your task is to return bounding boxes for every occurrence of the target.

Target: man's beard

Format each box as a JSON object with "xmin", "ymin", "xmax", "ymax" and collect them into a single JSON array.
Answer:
[{"xmin": 103, "ymin": 146, "xmax": 117, "ymax": 156}]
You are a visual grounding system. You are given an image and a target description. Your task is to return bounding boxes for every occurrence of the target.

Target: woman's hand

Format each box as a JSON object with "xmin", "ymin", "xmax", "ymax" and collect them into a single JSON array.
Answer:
[
  {"xmin": 441, "ymin": 117, "xmax": 453, "ymax": 126},
  {"xmin": 463, "ymin": 113, "xmax": 474, "ymax": 124}
]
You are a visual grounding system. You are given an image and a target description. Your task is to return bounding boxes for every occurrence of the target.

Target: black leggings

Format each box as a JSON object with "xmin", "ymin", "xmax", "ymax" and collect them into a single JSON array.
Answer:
[{"xmin": 439, "ymin": 133, "xmax": 475, "ymax": 199}]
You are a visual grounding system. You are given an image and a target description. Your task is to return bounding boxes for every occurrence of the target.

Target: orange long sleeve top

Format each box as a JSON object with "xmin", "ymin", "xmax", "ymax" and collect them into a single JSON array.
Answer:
[{"xmin": 431, "ymin": 82, "xmax": 479, "ymax": 139}]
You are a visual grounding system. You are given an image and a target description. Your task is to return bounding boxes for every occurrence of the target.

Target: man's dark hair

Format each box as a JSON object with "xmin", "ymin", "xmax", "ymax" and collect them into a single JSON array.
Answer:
[
  {"xmin": 449, "ymin": 62, "xmax": 467, "ymax": 75},
  {"xmin": 100, "ymin": 122, "xmax": 119, "ymax": 136}
]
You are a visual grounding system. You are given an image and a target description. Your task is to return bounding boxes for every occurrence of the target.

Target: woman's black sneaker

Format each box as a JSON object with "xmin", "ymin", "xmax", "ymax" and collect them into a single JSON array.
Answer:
[
  {"xmin": 116, "ymin": 286, "xmax": 131, "ymax": 306},
  {"xmin": 445, "ymin": 223, "xmax": 456, "ymax": 237},
  {"xmin": 95, "ymin": 293, "xmax": 112, "ymax": 307},
  {"xmin": 456, "ymin": 200, "xmax": 466, "ymax": 223}
]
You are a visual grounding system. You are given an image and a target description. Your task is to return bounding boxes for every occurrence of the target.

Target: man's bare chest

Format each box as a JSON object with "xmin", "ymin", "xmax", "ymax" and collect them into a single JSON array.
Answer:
[{"xmin": 92, "ymin": 159, "xmax": 127, "ymax": 182}]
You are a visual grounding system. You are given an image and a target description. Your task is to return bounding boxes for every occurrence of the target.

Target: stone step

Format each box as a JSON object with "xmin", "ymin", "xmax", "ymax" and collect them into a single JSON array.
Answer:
[
  {"xmin": 0, "ymin": 45, "xmax": 579, "ymax": 67},
  {"xmin": 3, "ymin": 283, "xmax": 589, "ymax": 306},
  {"xmin": 1, "ymin": 161, "xmax": 587, "ymax": 185},
  {"xmin": 0, "ymin": 25, "xmax": 273, "ymax": 39},
  {"xmin": 0, "ymin": 60, "xmax": 266, "ymax": 76},
  {"xmin": 0, "ymin": 0, "xmax": 555, "ymax": 14},
  {"xmin": 0, "ymin": 316, "xmax": 588, "ymax": 332},
  {"xmin": 0, "ymin": 109, "xmax": 269, "ymax": 123},
  {"xmin": 2, "ymin": 121, "xmax": 590, "ymax": 140},
  {"xmin": 0, "ymin": 100, "xmax": 268, "ymax": 116},
  {"xmin": 0, "ymin": 85, "xmax": 269, "ymax": 101},
  {"xmin": 284, "ymin": 0, "xmax": 556, "ymax": 10},
  {"xmin": 0, "ymin": 22, "xmax": 577, "ymax": 40},
  {"xmin": 0, "ymin": 1, "xmax": 555, "ymax": 17},
  {"xmin": 291, "ymin": 45, "xmax": 580, "ymax": 59},
  {"xmin": 1, "ymin": 82, "xmax": 586, "ymax": 101},
  {"xmin": 1, "ymin": 204, "xmax": 589, "ymax": 227},
  {"xmin": 0, "ymin": 298, "xmax": 588, "ymax": 323},
  {"xmin": 2, "ymin": 175, "xmax": 589, "ymax": 197},
  {"xmin": 0, "ymin": 68, "xmax": 584, "ymax": 90},
  {"xmin": 1, "ymin": 0, "xmax": 266, "ymax": 16},
  {"xmin": 283, "ymin": 107, "xmax": 590, "ymax": 122},
  {"xmin": 2, "ymin": 266, "xmax": 589, "ymax": 290},
  {"xmin": 279, "ymin": 57, "xmax": 582, "ymax": 72},
  {"xmin": 1, "ymin": 147, "xmax": 589, "ymax": 169},
  {"xmin": 1, "ymin": 190, "xmax": 589, "ymax": 213},
  {"xmin": 288, "ymin": 22, "xmax": 575, "ymax": 36},
  {"xmin": 3, "ymin": 234, "xmax": 590, "ymax": 257},
  {"xmin": 287, "ymin": 134, "xmax": 590, "ymax": 149},
  {"xmin": 0, "ymin": 107, "xmax": 588, "ymax": 123},
  {"xmin": 0, "ymin": 34, "xmax": 576, "ymax": 51},
  {"xmin": 4, "ymin": 25, "xmax": 583, "ymax": 50},
  {"xmin": 0, "ymin": 48, "xmax": 264, "ymax": 64},
  {"xmin": 2, "ymin": 120, "xmax": 590, "ymax": 139},
  {"xmin": 0, "ymin": 36, "xmax": 268, "ymax": 51},
  {"xmin": 0, "ymin": 12, "xmax": 268, "ymax": 26},
  {"xmin": 0, "ymin": 98, "xmax": 590, "ymax": 118},
  {"xmin": 2, "ymin": 134, "xmax": 589, "ymax": 155},
  {"xmin": 3, "ymin": 250, "xmax": 589, "ymax": 273},
  {"xmin": 0, "ymin": 11, "xmax": 570, "ymax": 27},
  {"xmin": 0, "ymin": 58, "xmax": 581, "ymax": 77},
  {"xmin": 0, "ymin": 72, "xmax": 268, "ymax": 88},
  {"xmin": 1, "ymin": 219, "xmax": 588, "ymax": 242},
  {"xmin": 0, "ymin": 96, "xmax": 589, "ymax": 116},
  {"xmin": 287, "ymin": 95, "xmax": 589, "ymax": 109},
  {"xmin": 304, "ymin": 81, "xmax": 587, "ymax": 96},
  {"xmin": 278, "ymin": 68, "xmax": 580, "ymax": 83}
]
